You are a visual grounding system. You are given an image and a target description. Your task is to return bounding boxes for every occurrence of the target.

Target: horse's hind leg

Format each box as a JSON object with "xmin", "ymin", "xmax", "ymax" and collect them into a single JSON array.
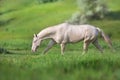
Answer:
[
  {"xmin": 92, "ymin": 39, "xmax": 103, "ymax": 53},
  {"xmin": 42, "ymin": 39, "xmax": 56, "ymax": 54}
]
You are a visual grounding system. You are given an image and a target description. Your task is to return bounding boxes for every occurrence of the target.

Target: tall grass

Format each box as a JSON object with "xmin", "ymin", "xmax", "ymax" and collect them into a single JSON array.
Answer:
[{"xmin": 0, "ymin": 50, "xmax": 120, "ymax": 80}]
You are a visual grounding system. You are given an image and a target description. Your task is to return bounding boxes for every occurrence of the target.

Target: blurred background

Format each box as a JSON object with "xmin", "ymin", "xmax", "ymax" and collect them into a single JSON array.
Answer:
[{"xmin": 0, "ymin": 0, "xmax": 120, "ymax": 80}]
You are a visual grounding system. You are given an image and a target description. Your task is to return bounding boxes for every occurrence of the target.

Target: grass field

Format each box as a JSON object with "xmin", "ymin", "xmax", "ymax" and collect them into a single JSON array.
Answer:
[{"xmin": 0, "ymin": 0, "xmax": 120, "ymax": 80}]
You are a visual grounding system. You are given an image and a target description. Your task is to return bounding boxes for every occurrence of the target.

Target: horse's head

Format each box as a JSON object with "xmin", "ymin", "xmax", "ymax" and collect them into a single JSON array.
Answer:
[{"xmin": 31, "ymin": 34, "xmax": 41, "ymax": 52}]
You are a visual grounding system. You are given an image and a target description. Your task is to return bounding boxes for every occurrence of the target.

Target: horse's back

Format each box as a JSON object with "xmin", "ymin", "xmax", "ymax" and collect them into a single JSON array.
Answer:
[
  {"xmin": 66, "ymin": 24, "xmax": 98, "ymax": 36},
  {"xmin": 61, "ymin": 24, "xmax": 99, "ymax": 43}
]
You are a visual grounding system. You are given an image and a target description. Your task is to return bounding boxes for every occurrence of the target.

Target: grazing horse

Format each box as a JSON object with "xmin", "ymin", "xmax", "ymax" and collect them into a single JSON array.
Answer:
[{"xmin": 31, "ymin": 23, "xmax": 114, "ymax": 55}]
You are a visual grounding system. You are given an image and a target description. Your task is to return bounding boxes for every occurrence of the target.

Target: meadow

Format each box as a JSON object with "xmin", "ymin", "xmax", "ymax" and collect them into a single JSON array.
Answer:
[{"xmin": 0, "ymin": 0, "xmax": 120, "ymax": 80}]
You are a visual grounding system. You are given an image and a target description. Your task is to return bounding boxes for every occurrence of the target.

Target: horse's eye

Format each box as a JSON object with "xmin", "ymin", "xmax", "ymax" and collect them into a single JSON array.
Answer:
[{"xmin": 34, "ymin": 39, "xmax": 37, "ymax": 43}]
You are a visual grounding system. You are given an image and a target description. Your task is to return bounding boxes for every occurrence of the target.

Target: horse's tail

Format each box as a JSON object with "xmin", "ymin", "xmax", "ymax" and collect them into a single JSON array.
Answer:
[{"xmin": 96, "ymin": 27, "xmax": 115, "ymax": 52}]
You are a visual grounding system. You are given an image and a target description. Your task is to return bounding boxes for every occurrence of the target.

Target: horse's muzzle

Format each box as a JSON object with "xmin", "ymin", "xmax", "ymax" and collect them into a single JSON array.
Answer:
[{"xmin": 31, "ymin": 49, "xmax": 36, "ymax": 52}]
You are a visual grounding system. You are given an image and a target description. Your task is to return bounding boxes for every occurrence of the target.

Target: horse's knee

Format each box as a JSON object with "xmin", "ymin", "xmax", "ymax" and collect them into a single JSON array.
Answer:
[{"xmin": 84, "ymin": 36, "xmax": 91, "ymax": 42}]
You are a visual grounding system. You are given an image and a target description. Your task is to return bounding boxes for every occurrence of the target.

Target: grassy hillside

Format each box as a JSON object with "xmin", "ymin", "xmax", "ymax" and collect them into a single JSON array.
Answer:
[
  {"xmin": 0, "ymin": 0, "xmax": 120, "ymax": 80},
  {"xmin": 0, "ymin": 0, "xmax": 76, "ymax": 39}
]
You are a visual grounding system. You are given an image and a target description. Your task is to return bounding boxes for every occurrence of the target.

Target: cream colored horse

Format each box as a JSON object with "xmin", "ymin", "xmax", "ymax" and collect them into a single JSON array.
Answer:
[{"xmin": 31, "ymin": 23, "xmax": 114, "ymax": 55}]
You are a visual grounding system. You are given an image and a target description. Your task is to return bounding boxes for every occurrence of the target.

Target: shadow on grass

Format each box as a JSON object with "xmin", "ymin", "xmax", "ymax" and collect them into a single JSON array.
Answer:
[
  {"xmin": 5, "ymin": 49, "xmax": 42, "ymax": 55},
  {"xmin": 0, "ymin": 9, "xmax": 17, "ymax": 26},
  {"xmin": 106, "ymin": 11, "xmax": 120, "ymax": 20},
  {"xmin": 0, "ymin": 48, "xmax": 12, "ymax": 54},
  {"xmin": 0, "ymin": 18, "xmax": 15, "ymax": 26},
  {"xmin": 0, "ymin": 9, "xmax": 17, "ymax": 15}
]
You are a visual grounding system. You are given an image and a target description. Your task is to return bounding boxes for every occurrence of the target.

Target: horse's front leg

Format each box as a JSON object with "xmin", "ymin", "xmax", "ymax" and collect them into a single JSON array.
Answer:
[
  {"xmin": 82, "ymin": 40, "xmax": 90, "ymax": 55},
  {"xmin": 60, "ymin": 43, "xmax": 66, "ymax": 55},
  {"xmin": 42, "ymin": 39, "xmax": 56, "ymax": 54}
]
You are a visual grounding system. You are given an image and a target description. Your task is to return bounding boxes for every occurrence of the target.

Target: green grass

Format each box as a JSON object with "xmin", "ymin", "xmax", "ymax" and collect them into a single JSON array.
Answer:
[
  {"xmin": 0, "ymin": 0, "xmax": 120, "ymax": 80},
  {"xmin": 0, "ymin": 51, "xmax": 120, "ymax": 80}
]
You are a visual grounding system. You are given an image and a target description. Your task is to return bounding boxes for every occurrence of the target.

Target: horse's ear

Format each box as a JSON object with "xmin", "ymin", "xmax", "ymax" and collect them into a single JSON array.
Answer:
[{"xmin": 34, "ymin": 34, "xmax": 37, "ymax": 37}]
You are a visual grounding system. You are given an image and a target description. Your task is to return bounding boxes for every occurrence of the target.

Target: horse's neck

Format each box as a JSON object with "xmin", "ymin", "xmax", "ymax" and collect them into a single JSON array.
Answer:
[{"xmin": 37, "ymin": 27, "xmax": 55, "ymax": 40}]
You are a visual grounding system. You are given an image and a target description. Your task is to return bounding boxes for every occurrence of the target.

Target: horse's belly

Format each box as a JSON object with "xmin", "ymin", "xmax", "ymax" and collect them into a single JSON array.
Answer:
[{"xmin": 68, "ymin": 34, "xmax": 84, "ymax": 43}]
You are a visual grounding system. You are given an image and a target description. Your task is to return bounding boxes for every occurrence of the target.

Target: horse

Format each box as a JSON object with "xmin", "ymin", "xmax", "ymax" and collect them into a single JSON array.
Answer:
[{"xmin": 31, "ymin": 23, "xmax": 114, "ymax": 55}]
